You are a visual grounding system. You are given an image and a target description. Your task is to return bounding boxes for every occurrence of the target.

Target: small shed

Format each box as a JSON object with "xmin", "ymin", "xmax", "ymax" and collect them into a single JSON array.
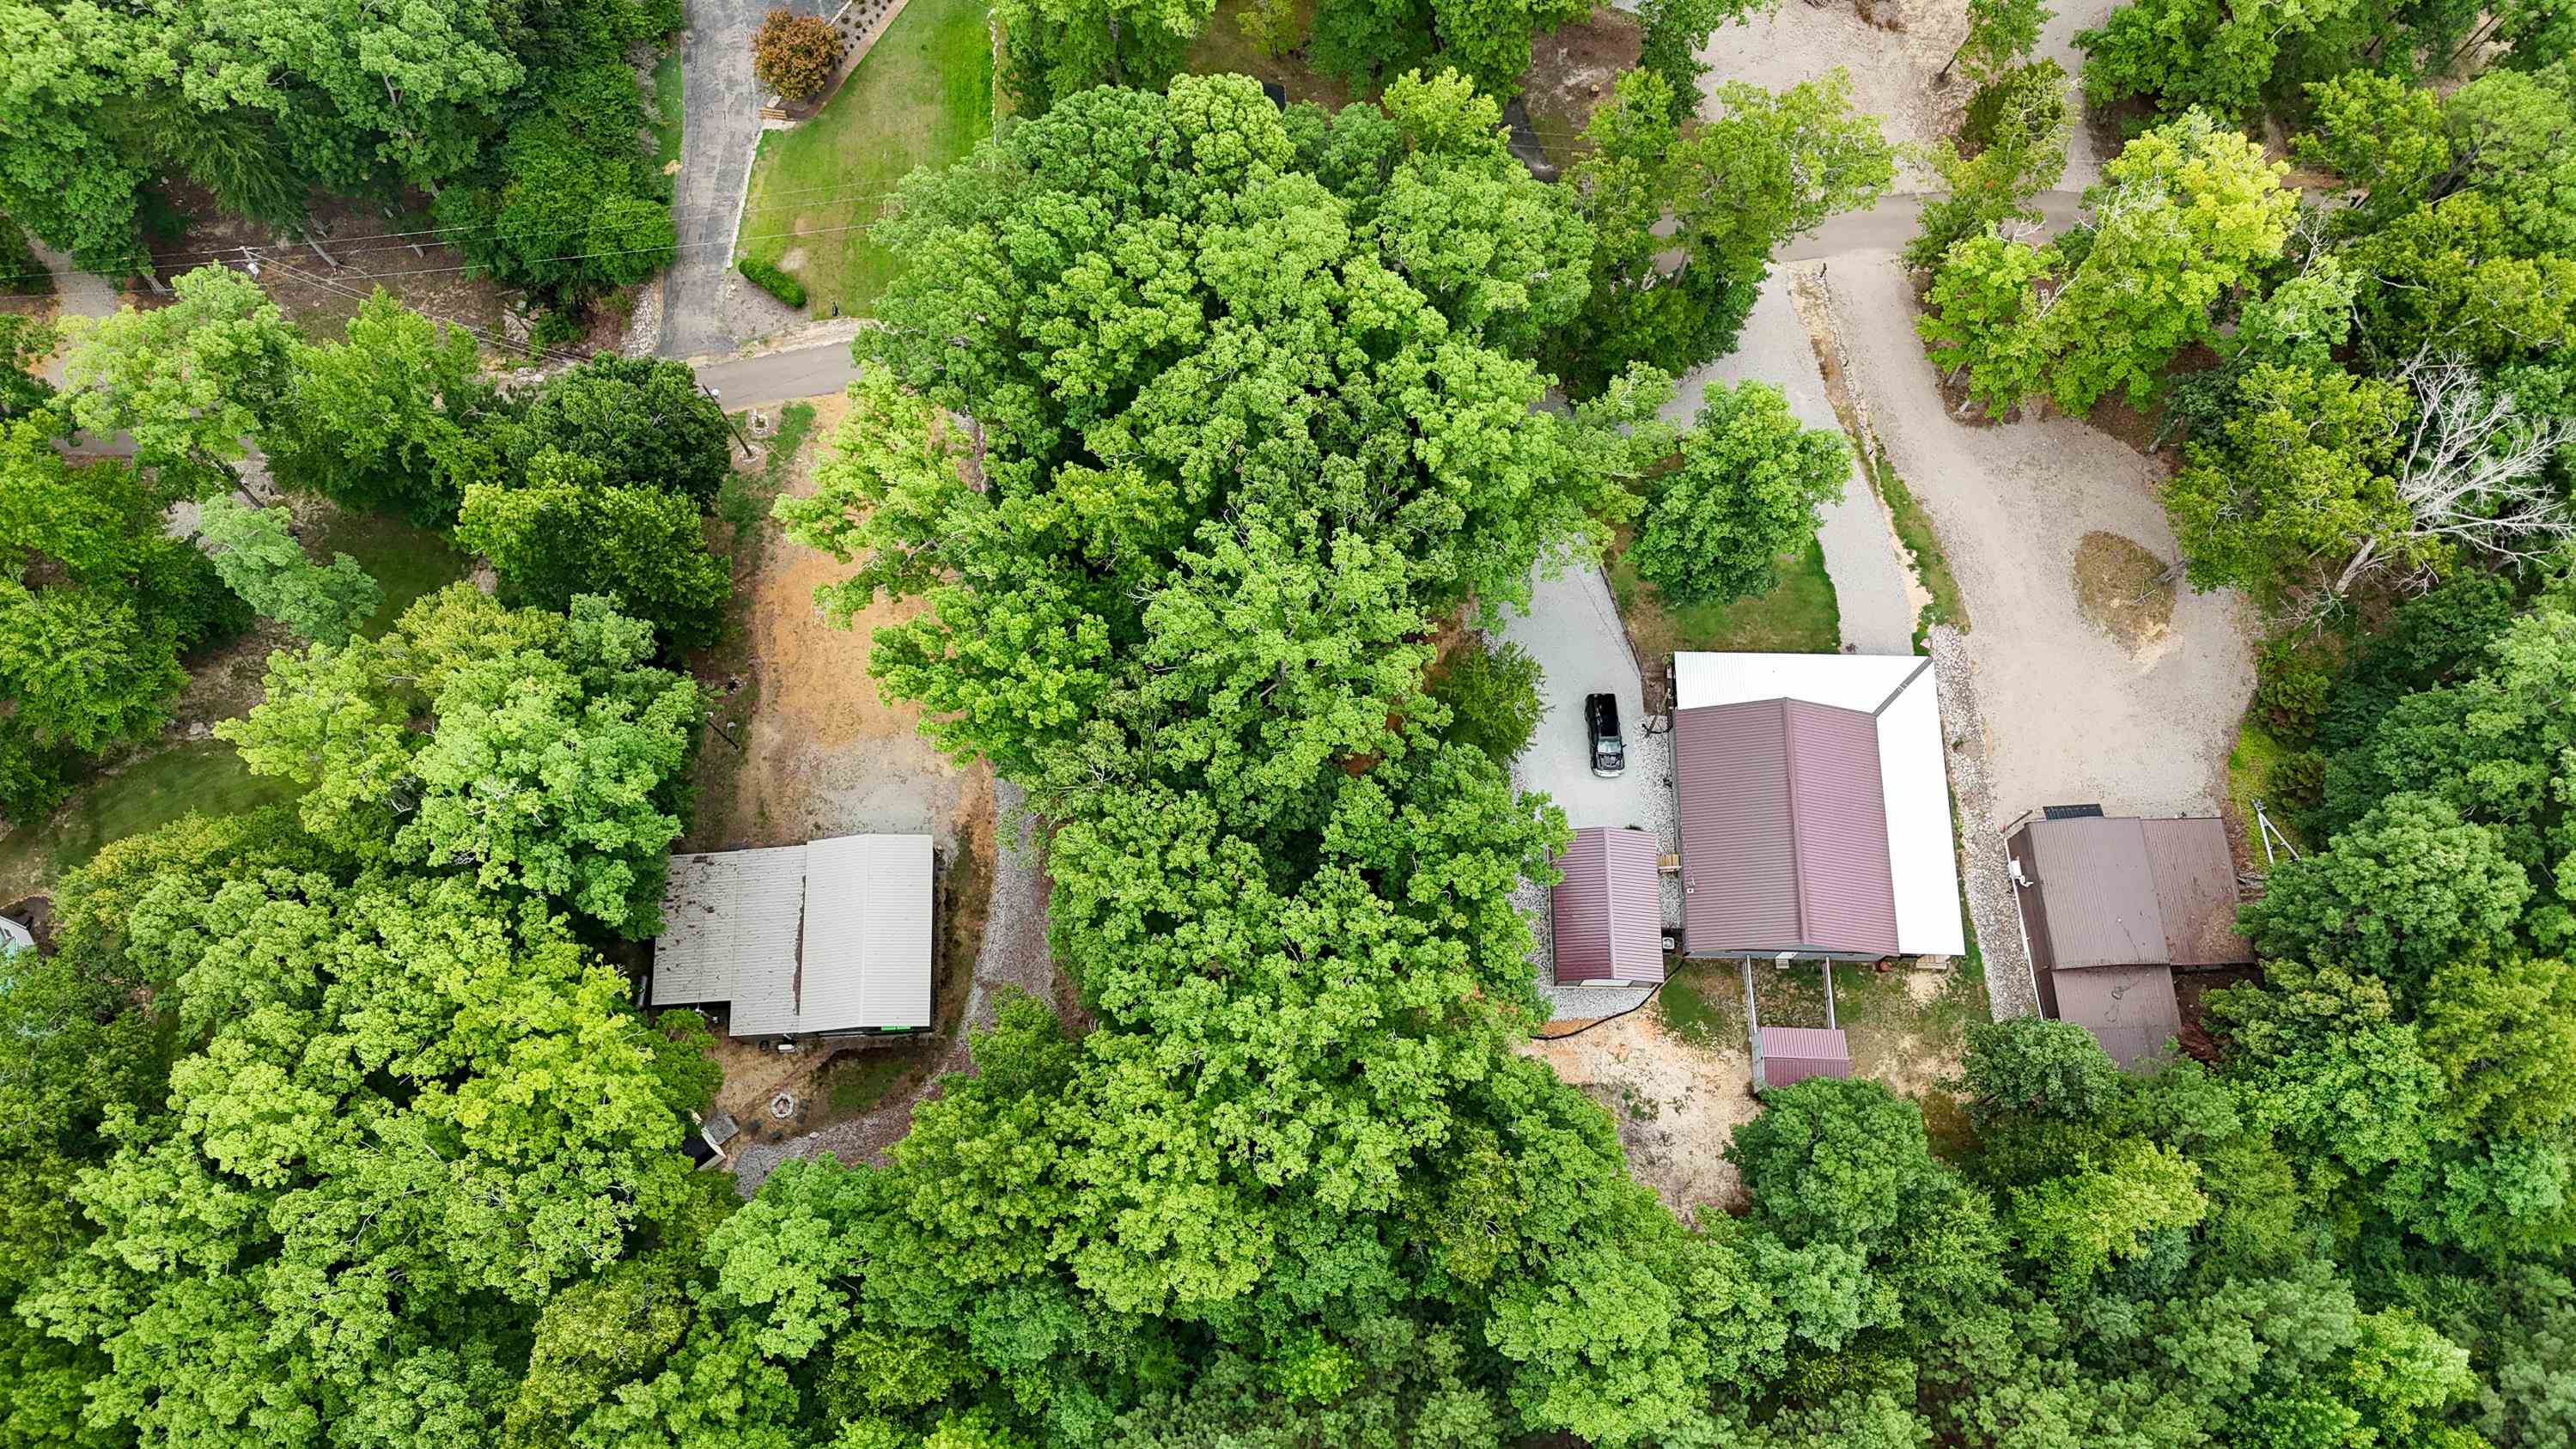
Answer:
[
  {"xmin": 1757, "ymin": 1026, "xmax": 1854, "ymax": 1089},
  {"xmin": 652, "ymin": 833, "xmax": 934, "ymax": 1038},
  {"xmin": 1551, "ymin": 826, "xmax": 1666, "ymax": 986},
  {"xmin": 2005, "ymin": 814, "xmax": 2250, "ymax": 1068}
]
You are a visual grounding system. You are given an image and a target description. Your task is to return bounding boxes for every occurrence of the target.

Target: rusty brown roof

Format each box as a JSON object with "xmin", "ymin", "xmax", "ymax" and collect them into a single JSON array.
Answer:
[
  {"xmin": 1758, "ymin": 1026, "xmax": 1854, "ymax": 1088},
  {"xmin": 2140, "ymin": 817, "xmax": 2253, "ymax": 966},
  {"xmin": 2007, "ymin": 815, "xmax": 2251, "ymax": 972},
  {"xmin": 1552, "ymin": 826, "xmax": 1666, "ymax": 985},
  {"xmin": 1674, "ymin": 700, "xmax": 1898, "ymax": 957}
]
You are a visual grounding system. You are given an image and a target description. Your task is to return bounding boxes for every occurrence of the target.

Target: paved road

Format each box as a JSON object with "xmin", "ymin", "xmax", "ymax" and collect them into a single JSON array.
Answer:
[
  {"xmin": 658, "ymin": 0, "xmax": 776, "ymax": 358},
  {"xmin": 695, "ymin": 335, "xmax": 863, "ymax": 405}
]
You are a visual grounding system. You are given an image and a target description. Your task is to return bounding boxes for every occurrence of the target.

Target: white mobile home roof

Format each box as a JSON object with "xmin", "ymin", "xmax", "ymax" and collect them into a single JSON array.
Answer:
[
  {"xmin": 650, "ymin": 834, "xmax": 934, "ymax": 1035},
  {"xmin": 1672, "ymin": 653, "xmax": 1966, "ymax": 957}
]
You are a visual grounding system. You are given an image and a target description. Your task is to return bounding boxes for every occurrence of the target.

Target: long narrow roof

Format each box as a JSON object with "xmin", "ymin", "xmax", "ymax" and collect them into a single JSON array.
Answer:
[
  {"xmin": 1552, "ymin": 826, "xmax": 1666, "ymax": 985},
  {"xmin": 1672, "ymin": 653, "xmax": 1964, "ymax": 957}
]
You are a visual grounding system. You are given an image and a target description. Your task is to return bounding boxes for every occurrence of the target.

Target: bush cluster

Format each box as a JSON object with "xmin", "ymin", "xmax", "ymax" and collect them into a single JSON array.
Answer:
[{"xmin": 738, "ymin": 256, "xmax": 808, "ymax": 308}]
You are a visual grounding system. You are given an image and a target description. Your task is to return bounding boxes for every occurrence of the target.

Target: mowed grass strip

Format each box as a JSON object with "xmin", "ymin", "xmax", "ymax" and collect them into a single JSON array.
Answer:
[{"xmin": 733, "ymin": 0, "xmax": 994, "ymax": 320}]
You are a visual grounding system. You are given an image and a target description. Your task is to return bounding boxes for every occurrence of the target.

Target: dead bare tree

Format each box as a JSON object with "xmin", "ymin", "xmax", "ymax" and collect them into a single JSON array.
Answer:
[{"xmin": 2332, "ymin": 350, "xmax": 2576, "ymax": 594}]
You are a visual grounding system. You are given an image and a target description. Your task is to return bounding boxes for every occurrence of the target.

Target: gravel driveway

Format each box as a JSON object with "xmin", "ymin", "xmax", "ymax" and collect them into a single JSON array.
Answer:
[{"xmin": 1497, "ymin": 563, "xmax": 1668, "ymax": 1020}]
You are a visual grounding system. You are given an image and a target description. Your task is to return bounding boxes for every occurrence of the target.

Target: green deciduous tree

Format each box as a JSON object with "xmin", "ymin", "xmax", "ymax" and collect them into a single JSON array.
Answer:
[
  {"xmin": 1946, "ymin": 0, "xmax": 2054, "ymax": 84},
  {"xmin": 1908, "ymin": 60, "xmax": 2072, "ymax": 271},
  {"xmin": 218, "ymin": 586, "xmax": 701, "ymax": 936},
  {"xmin": 197, "ymin": 495, "xmax": 383, "ymax": 646},
  {"xmin": 1915, "ymin": 233, "xmax": 2061, "ymax": 417},
  {"xmin": 993, "ymin": 0, "xmax": 1220, "ymax": 110},
  {"xmin": 496, "ymin": 352, "xmax": 735, "ymax": 509},
  {"xmin": 2043, "ymin": 110, "xmax": 2298, "ymax": 411},
  {"xmin": 2163, "ymin": 362, "xmax": 2413, "ymax": 602},
  {"xmin": 1630, "ymin": 379, "xmax": 1849, "ymax": 606},
  {"xmin": 2242, "ymin": 792, "xmax": 2534, "ymax": 995},
  {"xmin": 21, "ymin": 866, "xmax": 716, "ymax": 1446},
  {"xmin": 1558, "ymin": 68, "xmax": 1894, "ymax": 396},
  {"xmin": 267, "ymin": 289, "xmax": 494, "ymax": 527},
  {"xmin": 456, "ymin": 449, "xmax": 731, "ymax": 650},
  {"xmin": 61, "ymin": 265, "xmax": 301, "ymax": 496},
  {"xmin": 2419, "ymin": 953, "xmax": 2576, "ymax": 1136},
  {"xmin": 2007, "ymin": 1139, "xmax": 2208, "ymax": 1285},
  {"xmin": 1428, "ymin": 638, "xmax": 1544, "ymax": 764}
]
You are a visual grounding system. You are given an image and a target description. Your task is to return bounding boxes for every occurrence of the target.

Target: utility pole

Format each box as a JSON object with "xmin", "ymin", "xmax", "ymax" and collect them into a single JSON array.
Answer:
[{"xmin": 701, "ymin": 385, "xmax": 754, "ymax": 458}]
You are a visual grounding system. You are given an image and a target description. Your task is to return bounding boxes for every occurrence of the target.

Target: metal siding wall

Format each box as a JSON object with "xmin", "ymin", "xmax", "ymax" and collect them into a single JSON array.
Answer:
[{"xmin": 1604, "ymin": 826, "xmax": 1666, "ymax": 983}]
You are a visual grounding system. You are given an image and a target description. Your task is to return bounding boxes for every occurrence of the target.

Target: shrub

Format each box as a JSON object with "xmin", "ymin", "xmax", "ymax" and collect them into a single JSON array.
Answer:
[
  {"xmin": 739, "ymin": 256, "xmax": 808, "ymax": 308},
  {"xmin": 2254, "ymin": 639, "xmax": 2330, "ymax": 743},
  {"xmin": 752, "ymin": 9, "xmax": 843, "ymax": 101},
  {"xmin": 2268, "ymin": 750, "xmax": 2327, "ymax": 813},
  {"xmin": 1428, "ymin": 640, "xmax": 1544, "ymax": 764},
  {"xmin": 1963, "ymin": 60, "xmax": 2068, "ymax": 156}
]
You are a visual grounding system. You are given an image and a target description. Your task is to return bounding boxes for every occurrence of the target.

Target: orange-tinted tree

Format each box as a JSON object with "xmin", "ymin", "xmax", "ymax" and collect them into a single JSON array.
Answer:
[{"xmin": 752, "ymin": 9, "xmax": 843, "ymax": 100}]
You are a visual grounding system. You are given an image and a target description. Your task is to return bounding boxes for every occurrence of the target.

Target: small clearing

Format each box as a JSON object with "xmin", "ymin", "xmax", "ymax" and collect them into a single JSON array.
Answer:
[{"xmin": 1523, "ymin": 1008, "xmax": 1758, "ymax": 1222}]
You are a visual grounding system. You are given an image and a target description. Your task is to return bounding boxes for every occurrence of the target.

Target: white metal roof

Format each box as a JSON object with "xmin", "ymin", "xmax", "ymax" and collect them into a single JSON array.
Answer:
[
  {"xmin": 802, "ymin": 834, "xmax": 934, "ymax": 1032},
  {"xmin": 649, "ymin": 834, "xmax": 934, "ymax": 1035},
  {"xmin": 1672, "ymin": 653, "xmax": 1966, "ymax": 957}
]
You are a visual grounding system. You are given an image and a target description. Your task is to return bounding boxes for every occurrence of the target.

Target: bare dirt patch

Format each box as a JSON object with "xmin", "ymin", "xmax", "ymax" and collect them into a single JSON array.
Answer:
[
  {"xmin": 1523, "ymin": 1009, "xmax": 1757, "ymax": 1222},
  {"xmin": 2073, "ymin": 530, "xmax": 2179, "ymax": 654},
  {"xmin": 1520, "ymin": 7, "xmax": 1643, "ymax": 167},
  {"xmin": 139, "ymin": 190, "xmax": 568, "ymax": 350},
  {"xmin": 680, "ymin": 393, "xmax": 1002, "ymax": 1146}
]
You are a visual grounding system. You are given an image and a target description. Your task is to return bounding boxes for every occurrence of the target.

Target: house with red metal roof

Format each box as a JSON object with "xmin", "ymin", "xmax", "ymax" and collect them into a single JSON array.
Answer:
[{"xmin": 1668, "ymin": 652, "xmax": 1966, "ymax": 961}]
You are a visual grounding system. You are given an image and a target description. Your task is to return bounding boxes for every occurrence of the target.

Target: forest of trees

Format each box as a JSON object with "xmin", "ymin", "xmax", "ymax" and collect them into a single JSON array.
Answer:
[
  {"xmin": 0, "ymin": 0, "xmax": 2573, "ymax": 1440},
  {"xmin": 0, "ymin": 0, "xmax": 681, "ymax": 301}
]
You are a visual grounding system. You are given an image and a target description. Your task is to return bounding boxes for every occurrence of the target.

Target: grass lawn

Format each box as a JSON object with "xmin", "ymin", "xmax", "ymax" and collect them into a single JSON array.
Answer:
[
  {"xmin": 1609, "ymin": 529, "xmax": 1842, "ymax": 657},
  {"xmin": 305, "ymin": 508, "xmax": 473, "ymax": 637},
  {"xmin": 733, "ymin": 0, "xmax": 994, "ymax": 320},
  {"xmin": 0, "ymin": 741, "xmax": 301, "ymax": 901},
  {"xmin": 1872, "ymin": 452, "xmax": 1969, "ymax": 645},
  {"xmin": 1185, "ymin": 0, "xmax": 1354, "ymax": 106},
  {"xmin": 652, "ymin": 52, "xmax": 685, "ymax": 173}
]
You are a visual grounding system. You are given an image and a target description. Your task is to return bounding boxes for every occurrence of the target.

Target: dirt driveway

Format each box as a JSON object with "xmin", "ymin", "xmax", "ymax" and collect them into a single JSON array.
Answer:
[
  {"xmin": 1821, "ymin": 260, "xmax": 2255, "ymax": 825},
  {"xmin": 682, "ymin": 395, "xmax": 1069, "ymax": 1188}
]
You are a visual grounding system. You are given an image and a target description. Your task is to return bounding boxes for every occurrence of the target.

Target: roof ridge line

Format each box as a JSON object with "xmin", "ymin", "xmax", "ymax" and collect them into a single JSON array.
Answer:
[{"xmin": 1778, "ymin": 697, "xmax": 1808, "ymax": 949}]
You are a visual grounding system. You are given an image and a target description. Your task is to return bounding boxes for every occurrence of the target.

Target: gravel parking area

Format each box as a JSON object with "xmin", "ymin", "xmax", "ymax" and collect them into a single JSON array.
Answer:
[{"xmin": 1498, "ymin": 562, "xmax": 1672, "ymax": 1020}]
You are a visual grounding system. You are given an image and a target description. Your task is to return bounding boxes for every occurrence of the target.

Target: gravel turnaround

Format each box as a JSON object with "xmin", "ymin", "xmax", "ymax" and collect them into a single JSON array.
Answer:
[{"xmin": 730, "ymin": 777, "xmax": 1058, "ymax": 1193}]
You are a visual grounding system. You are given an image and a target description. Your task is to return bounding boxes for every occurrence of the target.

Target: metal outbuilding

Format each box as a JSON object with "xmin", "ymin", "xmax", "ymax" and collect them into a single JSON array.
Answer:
[
  {"xmin": 651, "ymin": 833, "xmax": 934, "ymax": 1038},
  {"xmin": 1551, "ymin": 825, "xmax": 1666, "ymax": 985},
  {"xmin": 2003, "ymin": 813, "xmax": 2250, "ymax": 1068},
  {"xmin": 1757, "ymin": 1026, "xmax": 1854, "ymax": 1089}
]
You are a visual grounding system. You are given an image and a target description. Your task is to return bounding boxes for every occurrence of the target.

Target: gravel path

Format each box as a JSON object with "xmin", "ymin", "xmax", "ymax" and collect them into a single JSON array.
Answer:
[
  {"xmin": 729, "ymin": 778, "xmax": 1057, "ymax": 1192},
  {"xmin": 28, "ymin": 237, "xmax": 120, "ymax": 383},
  {"xmin": 1820, "ymin": 256, "xmax": 2255, "ymax": 826},
  {"xmin": 1927, "ymin": 625, "xmax": 2040, "ymax": 1018},
  {"xmin": 1665, "ymin": 269, "xmax": 1920, "ymax": 654},
  {"xmin": 658, "ymin": 0, "xmax": 807, "ymax": 359}
]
